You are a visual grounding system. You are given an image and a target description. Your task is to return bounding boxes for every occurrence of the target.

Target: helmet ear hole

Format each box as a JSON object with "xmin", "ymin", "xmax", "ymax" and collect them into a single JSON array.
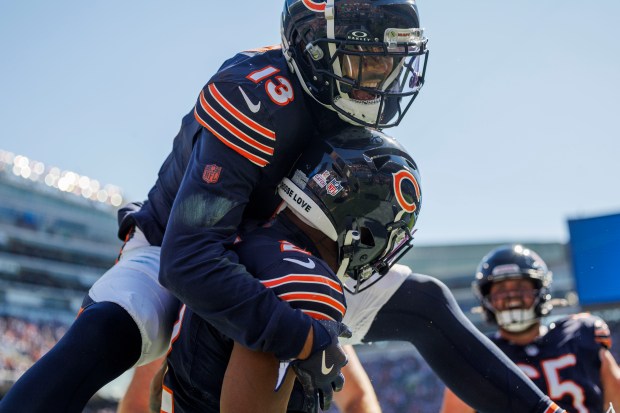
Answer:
[{"xmin": 359, "ymin": 226, "xmax": 375, "ymax": 247}]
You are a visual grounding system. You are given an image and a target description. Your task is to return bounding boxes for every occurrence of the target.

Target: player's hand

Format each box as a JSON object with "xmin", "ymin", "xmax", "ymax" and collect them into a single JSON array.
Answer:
[{"xmin": 291, "ymin": 320, "xmax": 352, "ymax": 412}]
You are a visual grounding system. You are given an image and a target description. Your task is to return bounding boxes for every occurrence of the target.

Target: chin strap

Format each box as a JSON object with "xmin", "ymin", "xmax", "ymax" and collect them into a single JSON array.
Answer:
[{"xmin": 336, "ymin": 229, "xmax": 359, "ymax": 282}]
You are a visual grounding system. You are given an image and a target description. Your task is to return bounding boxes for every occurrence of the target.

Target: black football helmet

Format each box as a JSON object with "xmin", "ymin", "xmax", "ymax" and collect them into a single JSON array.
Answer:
[
  {"xmin": 281, "ymin": 0, "xmax": 429, "ymax": 129},
  {"xmin": 278, "ymin": 126, "xmax": 422, "ymax": 292},
  {"xmin": 472, "ymin": 244, "xmax": 553, "ymax": 332}
]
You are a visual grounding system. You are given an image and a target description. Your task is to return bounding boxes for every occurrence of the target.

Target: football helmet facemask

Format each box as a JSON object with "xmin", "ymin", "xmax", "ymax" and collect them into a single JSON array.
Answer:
[
  {"xmin": 281, "ymin": 0, "xmax": 429, "ymax": 129},
  {"xmin": 472, "ymin": 244, "xmax": 553, "ymax": 333},
  {"xmin": 278, "ymin": 126, "xmax": 422, "ymax": 292}
]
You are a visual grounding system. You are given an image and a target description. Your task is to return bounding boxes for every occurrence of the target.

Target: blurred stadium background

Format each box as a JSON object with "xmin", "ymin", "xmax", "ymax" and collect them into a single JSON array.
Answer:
[{"xmin": 1, "ymin": 149, "xmax": 619, "ymax": 413}]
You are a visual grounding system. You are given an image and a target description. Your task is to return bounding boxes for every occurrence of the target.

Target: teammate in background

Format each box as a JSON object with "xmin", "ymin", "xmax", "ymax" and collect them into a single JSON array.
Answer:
[
  {"xmin": 440, "ymin": 244, "xmax": 620, "ymax": 413},
  {"xmin": 162, "ymin": 129, "xmax": 423, "ymax": 413},
  {"xmin": 0, "ymin": 1, "xmax": 428, "ymax": 412}
]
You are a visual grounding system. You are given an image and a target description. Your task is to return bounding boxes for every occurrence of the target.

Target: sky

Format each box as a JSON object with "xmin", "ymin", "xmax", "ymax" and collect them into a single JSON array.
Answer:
[{"xmin": 1, "ymin": 0, "xmax": 619, "ymax": 246}]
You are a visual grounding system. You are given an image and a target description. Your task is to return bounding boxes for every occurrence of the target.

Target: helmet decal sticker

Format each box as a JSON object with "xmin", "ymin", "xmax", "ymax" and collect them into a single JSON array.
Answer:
[
  {"xmin": 279, "ymin": 180, "xmax": 313, "ymax": 213},
  {"xmin": 492, "ymin": 263, "xmax": 521, "ymax": 276},
  {"xmin": 393, "ymin": 170, "xmax": 420, "ymax": 213},
  {"xmin": 326, "ymin": 179, "xmax": 343, "ymax": 196},
  {"xmin": 291, "ymin": 169, "xmax": 309, "ymax": 189},
  {"xmin": 312, "ymin": 170, "xmax": 331, "ymax": 188},
  {"xmin": 346, "ymin": 30, "xmax": 372, "ymax": 42},
  {"xmin": 302, "ymin": 0, "xmax": 326, "ymax": 12}
]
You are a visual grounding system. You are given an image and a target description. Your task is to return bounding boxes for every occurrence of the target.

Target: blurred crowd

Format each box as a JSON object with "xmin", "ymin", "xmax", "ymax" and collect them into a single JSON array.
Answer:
[
  {"xmin": 2, "ymin": 314, "xmax": 620, "ymax": 413},
  {"xmin": 0, "ymin": 315, "xmax": 116, "ymax": 412},
  {"xmin": 357, "ymin": 355, "xmax": 443, "ymax": 413}
]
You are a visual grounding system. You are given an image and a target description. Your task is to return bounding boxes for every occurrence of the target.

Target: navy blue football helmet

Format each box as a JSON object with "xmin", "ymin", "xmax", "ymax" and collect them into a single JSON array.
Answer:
[
  {"xmin": 281, "ymin": 0, "xmax": 428, "ymax": 129},
  {"xmin": 472, "ymin": 244, "xmax": 553, "ymax": 332},
  {"xmin": 278, "ymin": 126, "xmax": 422, "ymax": 291}
]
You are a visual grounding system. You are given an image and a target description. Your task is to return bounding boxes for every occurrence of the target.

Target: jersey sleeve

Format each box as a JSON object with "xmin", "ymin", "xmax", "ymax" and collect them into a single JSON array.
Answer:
[
  {"xmin": 193, "ymin": 81, "xmax": 276, "ymax": 167},
  {"xmin": 247, "ymin": 244, "xmax": 346, "ymax": 323},
  {"xmin": 590, "ymin": 315, "xmax": 612, "ymax": 350},
  {"xmin": 572, "ymin": 312, "xmax": 612, "ymax": 350},
  {"xmin": 159, "ymin": 112, "xmax": 310, "ymax": 361}
]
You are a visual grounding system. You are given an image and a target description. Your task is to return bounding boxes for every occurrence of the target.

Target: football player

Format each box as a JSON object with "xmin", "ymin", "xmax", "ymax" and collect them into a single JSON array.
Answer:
[
  {"xmin": 0, "ymin": 1, "xmax": 428, "ymax": 412},
  {"xmin": 161, "ymin": 127, "xmax": 423, "ymax": 413},
  {"xmin": 440, "ymin": 244, "xmax": 620, "ymax": 413}
]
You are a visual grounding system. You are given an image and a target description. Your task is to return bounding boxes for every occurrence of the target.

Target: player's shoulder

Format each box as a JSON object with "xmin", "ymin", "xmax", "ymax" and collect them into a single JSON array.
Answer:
[
  {"xmin": 192, "ymin": 45, "xmax": 311, "ymax": 167},
  {"xmin": 235, "ymin": 231, "xmax": 345, "ymax": 321},
  {"xmin": 237, "ymin": 233, "xmax": 328, "ymax": 275},
  {"xmin": 550, "ymin": 312, "xmax": 612, "ymax": 349},
  {"xmin": 208, "ymin": 46, "xmax": 302, "ymax": 113}
]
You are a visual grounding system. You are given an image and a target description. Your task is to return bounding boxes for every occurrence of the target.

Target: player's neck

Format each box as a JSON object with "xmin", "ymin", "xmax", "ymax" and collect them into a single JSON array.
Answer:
[
  {"xmin": 499, "ymin": 322, "xmax": 542, "ymax": 345},
  {"xmin": 282, "ymin": 208, "xmax": 338, "ymax": 270}
]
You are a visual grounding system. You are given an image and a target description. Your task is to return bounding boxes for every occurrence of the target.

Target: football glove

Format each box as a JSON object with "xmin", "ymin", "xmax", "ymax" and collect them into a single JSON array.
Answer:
[{"xmin": 290, "ymin": 320, "xmax": 352, "ymax": 413}]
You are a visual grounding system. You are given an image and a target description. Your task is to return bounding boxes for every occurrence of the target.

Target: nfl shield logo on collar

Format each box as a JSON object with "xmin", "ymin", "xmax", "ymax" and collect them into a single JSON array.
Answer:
[{"xmin": 203, "ymin": 164, "xmax": 222, "ymax": 184}]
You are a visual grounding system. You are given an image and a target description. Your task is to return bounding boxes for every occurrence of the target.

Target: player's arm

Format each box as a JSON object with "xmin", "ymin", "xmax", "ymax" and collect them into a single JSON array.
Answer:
[
  {"xmin": 116, "ymin": 357, "xmax": 166, "ymax": 413},
  {"xmin": 160, "ymin": 83, "xmax": 315, "ymax": 361},
  {"xmin": 160, "ymin": 130, "xmax": 314, "ymax": 360},
  {"xmin": 219, "ymin": 245, "xmax": 350, "ymax": 413},
  {"xmin": 600, "ymin": 346, "xmax": 620, "ymax": 410},
  {"xmin": 439, "ymin": 386, "xmax": 476, "ymax": 413},
  {"xmin": 581, "ymin": 314, "xmax": 620, "ymax": 411},
  {"xmin": 363, "ymin": 271, "xmax": 564, "ymax": 413},
  {"xmin": 333, "ymin": 345, "xmax": 382, "ymax": 413},
  {"xmin": 221, "ymin": 341, "xmax": 298, "ymax": 413}
]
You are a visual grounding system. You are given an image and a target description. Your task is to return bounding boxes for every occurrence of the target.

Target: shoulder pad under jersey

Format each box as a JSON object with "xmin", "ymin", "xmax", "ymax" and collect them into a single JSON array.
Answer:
[
  {"xmin": 556, "ymin": 312, "xmax": 612, "ymax": 350},
  {"xmin": 193, "ymin": 47, "xmax": 302, "ymax": 168}
]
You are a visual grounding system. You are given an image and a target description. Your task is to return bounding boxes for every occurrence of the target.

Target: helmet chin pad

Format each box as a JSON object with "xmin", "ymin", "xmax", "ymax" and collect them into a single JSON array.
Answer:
[{"xmin": 333, "ymin": 95, "xmax": 382, "ymax": 125}]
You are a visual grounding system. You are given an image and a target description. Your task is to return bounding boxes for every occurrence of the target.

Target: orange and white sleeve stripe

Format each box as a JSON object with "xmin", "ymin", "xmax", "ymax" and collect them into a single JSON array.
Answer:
[{"xmin": 194, "ymin": 83, "xmax": 275, "ymax": 167}]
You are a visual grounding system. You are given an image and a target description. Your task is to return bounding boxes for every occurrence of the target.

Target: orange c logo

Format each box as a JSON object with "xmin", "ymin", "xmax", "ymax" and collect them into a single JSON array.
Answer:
[
  {"xmin": 393, "ymin": 170, "xmax": 420, "ymax": 213},
  {"xmin": 302, "ymin": 0, "xmax": 326, "ymax": 12}
]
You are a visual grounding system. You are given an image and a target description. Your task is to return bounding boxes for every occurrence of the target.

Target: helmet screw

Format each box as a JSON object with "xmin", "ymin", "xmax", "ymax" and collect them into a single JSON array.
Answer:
[{"xmin": 360, "ymin": 254, "xmax": 368, "ymax": 261}]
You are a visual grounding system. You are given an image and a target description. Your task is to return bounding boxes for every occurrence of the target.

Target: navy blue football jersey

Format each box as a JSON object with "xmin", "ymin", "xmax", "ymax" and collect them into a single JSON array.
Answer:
[
  {"xmin": 126, "ymin": 45, "xmax": 345, "ymax": 360},
  {"xmin": 489, "ymin": 313, "xmax": 611, "ymax": 413},
  {"xmin": 131, "ymin": 45, "xmax": 340, "ymax": 245},
  {"xmin": 162, "ymin": 216, "xmax": 346, "ymax": 413}
]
